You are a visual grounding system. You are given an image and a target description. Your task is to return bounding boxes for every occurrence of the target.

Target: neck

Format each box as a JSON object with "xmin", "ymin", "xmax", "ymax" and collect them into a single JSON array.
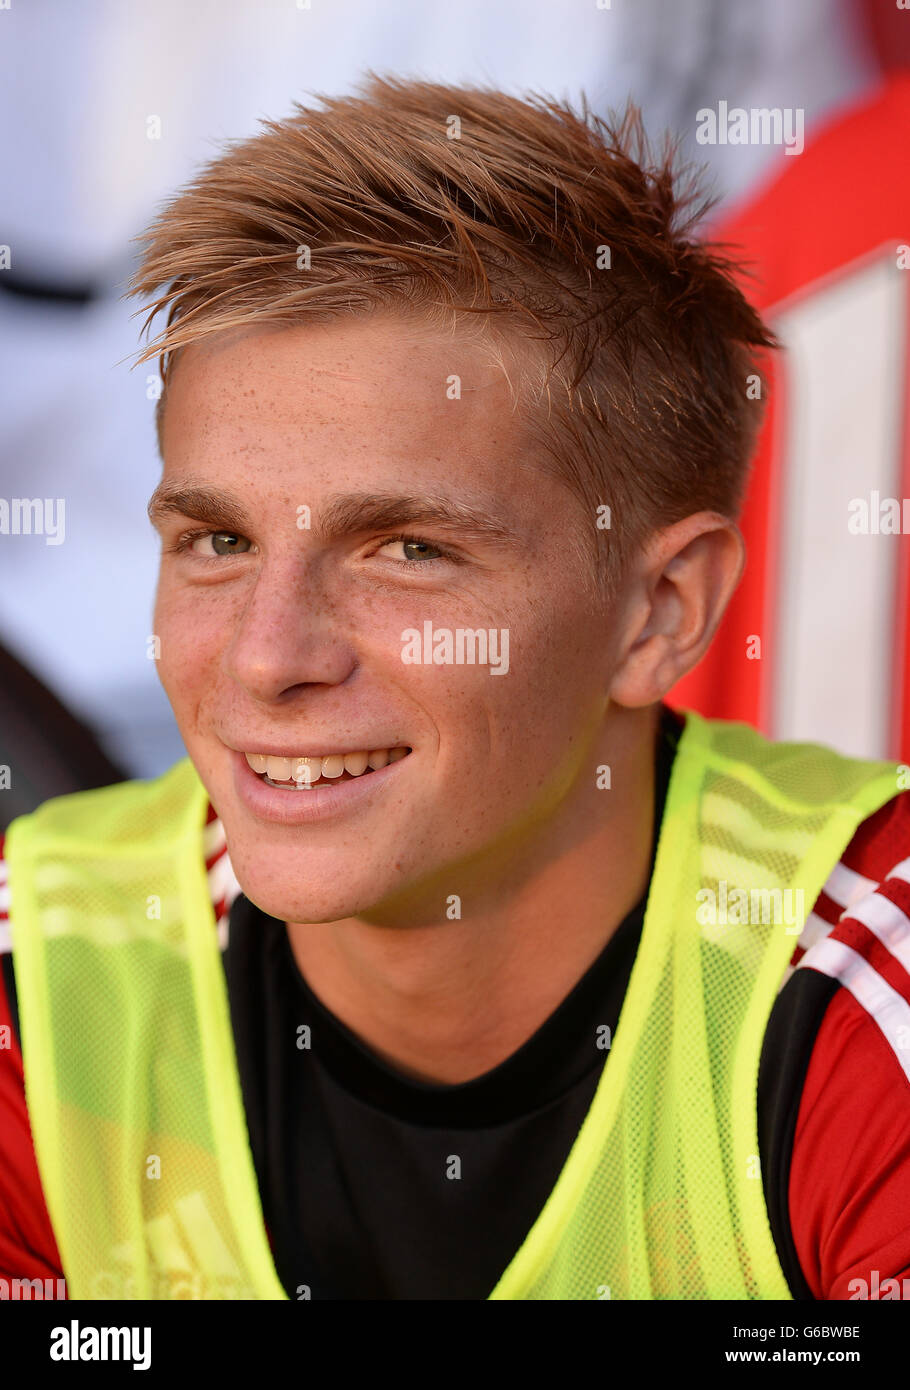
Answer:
[{"xmin": 285, "ymin": 701, "xmax": 663, "ymax": 1084}]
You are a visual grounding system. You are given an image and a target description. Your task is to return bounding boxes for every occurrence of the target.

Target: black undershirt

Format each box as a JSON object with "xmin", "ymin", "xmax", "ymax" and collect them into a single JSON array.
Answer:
[{"xmin": 222, "ymin": 704, "xmax": 825, "ymax": 1300}]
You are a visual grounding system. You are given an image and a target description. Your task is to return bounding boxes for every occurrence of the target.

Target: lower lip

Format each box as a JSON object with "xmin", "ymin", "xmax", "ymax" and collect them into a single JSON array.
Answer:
[{"xmin": 230, "ymin": 748, "xmax": 410, "ymax": 825}]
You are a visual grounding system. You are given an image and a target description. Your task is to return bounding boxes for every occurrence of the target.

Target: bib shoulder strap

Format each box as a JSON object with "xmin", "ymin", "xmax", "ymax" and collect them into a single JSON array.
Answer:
[{"xmin": 6, "ymin": 757, "xmax": 208, "ymax": 864}]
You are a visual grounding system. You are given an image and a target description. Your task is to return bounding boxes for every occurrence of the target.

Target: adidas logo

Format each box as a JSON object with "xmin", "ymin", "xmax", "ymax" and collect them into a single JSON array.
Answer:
[{"xmin": 91, "ymin": 1190, "xmax": 260, "ymax": 1300}]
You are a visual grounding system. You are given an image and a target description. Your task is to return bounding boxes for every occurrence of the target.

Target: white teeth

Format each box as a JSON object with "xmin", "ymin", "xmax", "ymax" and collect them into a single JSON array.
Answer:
[
  {"xmin": 244, "ymin": 747, "xmax": 409, "ymax": 784},
  {"xmin": 291, "ymin": 757, "xmax": 318, "ymax": 786}
]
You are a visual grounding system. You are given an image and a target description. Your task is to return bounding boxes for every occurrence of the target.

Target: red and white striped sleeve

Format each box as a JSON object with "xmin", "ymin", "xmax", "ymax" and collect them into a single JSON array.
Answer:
[
  {"xmin": 786, "ymin": 790, "xmax": 910, "ymax": 1299},
  {"xmin": 202, "ymin": 803, "xmax": 244, "ymax": 947}
]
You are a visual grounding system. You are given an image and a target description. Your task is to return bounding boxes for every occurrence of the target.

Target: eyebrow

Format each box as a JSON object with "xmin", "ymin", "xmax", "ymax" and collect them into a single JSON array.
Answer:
[
  {"xmin": 147, "ymin": 484, "xmax": 519, "ymax": 547},
  {"xmin": 148, "ymin": 484, "xmax": 248, "ymax": 533}
]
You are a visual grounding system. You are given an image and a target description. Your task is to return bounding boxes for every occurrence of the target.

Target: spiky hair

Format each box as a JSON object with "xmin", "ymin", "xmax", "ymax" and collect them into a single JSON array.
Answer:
[{"xmin": 128, "ymin": 71, "xmax": 775, "ymax": 597}]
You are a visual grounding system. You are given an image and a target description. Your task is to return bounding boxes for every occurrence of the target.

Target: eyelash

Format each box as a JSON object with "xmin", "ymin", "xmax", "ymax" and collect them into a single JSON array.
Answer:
[
  {"xmin": 168, "ymin": 528, "xmax": 460, "ymax": 568},
  {"xmin": 167, "ymin": 528, "xmax": 241, "ymax": 560},
  {"xmin": 374, "ymin": 532, "xmax": 460, "ymax": 568}
]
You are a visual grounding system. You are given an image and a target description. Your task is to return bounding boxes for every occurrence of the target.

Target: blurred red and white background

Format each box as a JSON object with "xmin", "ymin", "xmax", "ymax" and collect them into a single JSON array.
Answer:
[{"xmin": 0, "ymin": 0, "xmax": 908, "ymax": 822}]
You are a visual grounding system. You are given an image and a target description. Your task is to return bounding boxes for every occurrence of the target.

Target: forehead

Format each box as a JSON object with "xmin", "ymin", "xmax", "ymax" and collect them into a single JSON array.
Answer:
[
  {"xmin": 152, "ymin": 314, "xmax": 602, "ymax": 594},
  {"xmin": 159, "ymin": 314, "xmax": 535, "ymax": 485}
]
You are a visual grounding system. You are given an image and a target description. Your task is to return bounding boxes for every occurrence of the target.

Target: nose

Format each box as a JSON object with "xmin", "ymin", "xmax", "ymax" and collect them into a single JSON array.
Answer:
[{"xmin": 223, "ymin": 556, "xmax": 356, "ymax": 703}]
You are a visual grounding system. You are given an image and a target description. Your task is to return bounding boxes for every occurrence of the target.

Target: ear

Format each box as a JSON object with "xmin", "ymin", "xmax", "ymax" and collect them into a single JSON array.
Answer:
[{"xmin": 608, "ymin": 512, "xmax": 745, "ymax": 709}]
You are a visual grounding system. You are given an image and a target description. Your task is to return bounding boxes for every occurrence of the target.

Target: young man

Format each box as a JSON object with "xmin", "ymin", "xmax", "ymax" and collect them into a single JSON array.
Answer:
[{"xmin": 2, "ymin": 75, "xmax": 910, "ymax": 1302}]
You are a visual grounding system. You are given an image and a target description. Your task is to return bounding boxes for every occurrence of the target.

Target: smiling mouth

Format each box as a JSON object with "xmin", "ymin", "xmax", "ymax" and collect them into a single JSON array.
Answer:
[{"xmin": 244, "ymin": 746, "xmax": 411, "ymax": 789}]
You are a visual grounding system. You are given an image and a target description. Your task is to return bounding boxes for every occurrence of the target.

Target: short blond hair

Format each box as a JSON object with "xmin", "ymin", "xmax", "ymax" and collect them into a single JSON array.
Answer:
[{"xmin": 128, "ymin": 71, "xmax": 774, "ymax": 597}]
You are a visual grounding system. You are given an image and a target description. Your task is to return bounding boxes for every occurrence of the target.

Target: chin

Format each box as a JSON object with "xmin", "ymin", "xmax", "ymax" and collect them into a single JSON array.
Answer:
[{"xmin": 232, "ymin": 869, "xmax": 389, "ymax": 926}]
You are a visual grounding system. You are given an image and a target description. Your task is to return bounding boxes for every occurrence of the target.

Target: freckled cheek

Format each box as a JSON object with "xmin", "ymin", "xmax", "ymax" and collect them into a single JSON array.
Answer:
[
  {"xmin": 405, "ymin": 657, "xmax": 538, "ymax": 776},
  {"xmin": 464, "ymin": 625, "xmax": 595, "ymax": 778},
  {"xmin": 418, "ymin": 680, "xmax": 567, "ymax": 843},
  {"xmin": 153, "ymin": 580, "xmax": 231, "ymax": 701}
]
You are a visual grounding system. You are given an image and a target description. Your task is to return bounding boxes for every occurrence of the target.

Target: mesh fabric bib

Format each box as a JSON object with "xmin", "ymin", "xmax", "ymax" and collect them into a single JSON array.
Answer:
[{"xmin": 5, "ymin": 710, "xmax": 899, "ymax": 1299}]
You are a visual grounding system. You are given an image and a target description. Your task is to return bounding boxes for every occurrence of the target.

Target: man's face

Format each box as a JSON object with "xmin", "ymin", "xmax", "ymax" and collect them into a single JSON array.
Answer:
[{"xmin": 151, "ymin": 314, "xmax": 624, "ymax": 925}]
